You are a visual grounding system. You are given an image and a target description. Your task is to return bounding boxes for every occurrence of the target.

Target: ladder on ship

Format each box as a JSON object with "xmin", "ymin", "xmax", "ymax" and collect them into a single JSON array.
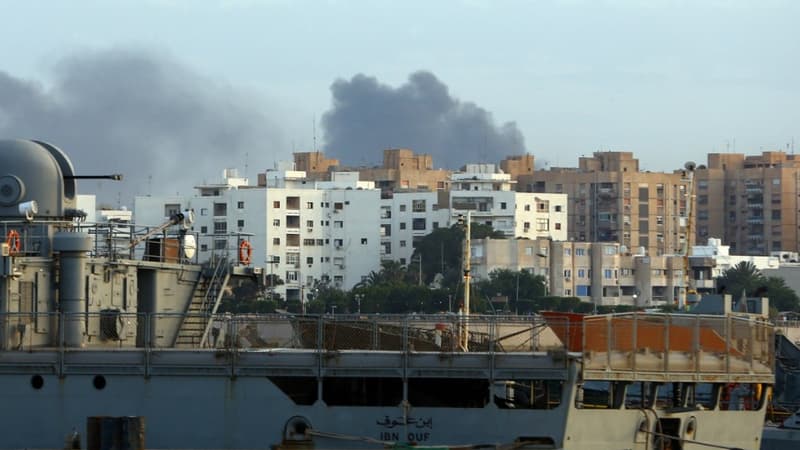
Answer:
[{"xmin": 174, "ymin": 256, "xmax": 231, "ymax": 348}]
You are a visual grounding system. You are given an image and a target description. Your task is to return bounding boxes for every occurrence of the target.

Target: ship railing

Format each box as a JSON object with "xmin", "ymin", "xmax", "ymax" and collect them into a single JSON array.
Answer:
[
  {"xmin": 0, "ymin": 312, "xmax": 572, "ymax": 354},
  {"xmin": 581, "ymin": 312, "xmax": 774, "ymax": 382},
  {"xmin": 0, "ymin": 218, "xmax": 201, "ymax": 263}
]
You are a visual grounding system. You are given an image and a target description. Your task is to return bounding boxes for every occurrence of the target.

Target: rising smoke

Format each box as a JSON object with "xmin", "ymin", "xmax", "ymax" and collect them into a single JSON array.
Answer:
[
  {"xmin": 0, "ymin": 48, "xmax": 283, "ymax": 207},
  {"xmin": 321, "ymin": 71, "xmax": 526, "ymax": 168}
]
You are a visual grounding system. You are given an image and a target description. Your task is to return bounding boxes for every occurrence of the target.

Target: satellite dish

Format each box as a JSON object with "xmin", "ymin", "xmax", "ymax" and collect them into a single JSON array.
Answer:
[{"xmin": 183, "ymin": 234, "xmax": 197, "ymax": 259}]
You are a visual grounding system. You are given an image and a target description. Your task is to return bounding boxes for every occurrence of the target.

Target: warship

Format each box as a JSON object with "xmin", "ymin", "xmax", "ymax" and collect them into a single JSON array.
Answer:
[{"xmin": 0, "ymin": 139, "xmax": 775, "ymax": 449}]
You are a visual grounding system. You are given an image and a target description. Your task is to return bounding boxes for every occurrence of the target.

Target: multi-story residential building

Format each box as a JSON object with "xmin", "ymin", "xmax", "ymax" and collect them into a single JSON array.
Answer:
[
  {"xmin": 135, "ymin": 165, "xmax": 382, "ymax": 302},
  {"xmin": 295, "ymin": 148, "xmax": 452, "ymax": 191},
  {"xmin": 472, "ymin": 238, "xmax": 687, "ymax": 307},
  {"xmin": 694, "ymin": 151, "xmax": 800, "ymax": 255},
  {"xmin": 383, "ymin": 164, "xmax": 568, "ymax": 264},
  {"xmin": 517, "ymin": 151, "xmax": 693, "ymax": 257}
]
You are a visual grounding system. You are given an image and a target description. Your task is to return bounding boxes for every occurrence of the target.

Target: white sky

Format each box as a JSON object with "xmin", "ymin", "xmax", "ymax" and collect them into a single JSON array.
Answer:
[{"xmin": 2, "ymin": 0, "xmax": 799, "ymax": 171}]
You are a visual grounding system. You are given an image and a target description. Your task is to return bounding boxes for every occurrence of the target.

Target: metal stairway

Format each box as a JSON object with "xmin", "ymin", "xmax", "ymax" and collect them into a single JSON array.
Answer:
[{"xmin": 174, "ymin": 257, "xmax": 231, "ymax": 348}]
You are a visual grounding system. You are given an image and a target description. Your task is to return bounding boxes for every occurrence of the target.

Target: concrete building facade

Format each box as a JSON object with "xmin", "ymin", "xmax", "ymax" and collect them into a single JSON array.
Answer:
[
  {"xmin": 694, "ymin": 151, "xmax": 800, "ymax": 255},
  {"xmin": 517, "ymin": 151, "xmax": 693, "ymax": 257},
  {"xmin": 135, "ymin": 166, "xmax": 382, "ymax": 302},
  {"xmin": 472, "ymin": 238, "xmax": 688, "ymax": 307}
]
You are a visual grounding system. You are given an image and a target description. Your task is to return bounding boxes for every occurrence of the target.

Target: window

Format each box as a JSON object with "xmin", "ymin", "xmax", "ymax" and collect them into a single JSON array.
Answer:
[
  {"xmin": 524, "ymin": 204, "xmax": 531, "ymax": 211},
  {"xmin": 237, "ymin": 201, "xmax": 245, "ymax": 209},
  {"xmin": 536, "ymin": 218, "xmax": 549, "ymax": 231},
  {"xmin": 500, "ymin": 202, "xmax": 507, "ymax": 210},
  {"xmin": 361, "ymin": 238, "xmax": 368, "ymax": 245},
  {"xmin": 273, "ymin": 219, "xmax": 280, "ymax": 227},
  {"xmin": 432, "ymin": 221, "xmax": 439, "ymax": 229},
  {"xmin": 564, "ymin": 269, "xmax": 571, "ymax": 278},
  {"xmin": 564, "ymin": 248, "xmax": 571, "ymax": 256},
  {"xmin": 575, "ymin": 248, "xmax": 586, "ymax": 256},
  {"xmin": 523, "ymin": 221, "xmax": 530, "ymax": 230},
  {"xmin": 399, "ymin": 204, "xmax": 407, "ymax": 212},
  {"xmin": 200, "ymin": 226, "xmax": 208, "ymax": 233},
  {"xmin": 306, "ymin": 202, "xmax": 314, "ymax": 209},
  {"xmin": 306, "ymin": 220, "xmax": 314, "ymax": 228},
  {"xmin": 334, "ymin": 202, "xmax": 344, "ymax": 210},
  {"xmin": 200, "ymin": 244, "xmax": 208, "ymax": 252},
  {"xmin": 237, "ymin": 219, "xmax": 244, "ymax": 228},
  {"xmin": 214, "ymin": 203, "xmax": 227, "ymax": 216},
  {"xmin": 412, "ymin": 199, "xmax": 426, "ymax": 212},
  {"xmin": 555, "ymin": 205, "xmax": 562, "ymax": 212},
  {"xmin": 273, "ymin": 201, "xmax": 280, "ymax": 208},
  {"xmin": 214, "ymin": 221, "xmax": 227, "ymax": 234},
  {"xmin": 303, "ymin": 239, "xmax": 315, "ymax": 246},
  {"xmin": 334, "ymin": 221, "xmax": 343, "ymax": 228},
  {"xmin": 604, "ymin": 246, "xmax": 617, "ymax": 255},
  {"xmin": 316, "ymin": 239, "xmax": 324, "ymax": 245},
  {"xmin": 772, "ymin": 210, "xmax": 781, "ymax": 220},
  {"xmin": 306, "ymin": 257, "xmax": 314, "ymax": 265},
  {"xmin": 200, "ymin": 208, "xmax": 208, "ymax": 216},
  {"xmin": 400, "ymin": 240, "xmax": 407, "ymax": 247},
  {"xmin": 555, "ymin": 223, "xmax": 561, "ymax": 230},
  {"xmin": 334, "ymin": 239, "xmax": 343, "ymax": 247},
  {"xmin": 214, "ymin": 239, "xmax": 226, "ymax": 250},
  {"xmin": 577, "ymin": 269, "xmax": 586, "ymax": 278},
  {"xmin": 412, "ymin": 218, "xmax": 426, "ymax": 230},
  {"xmin": 165, "ymin": 203, "xmax": 181, "ymax": 217},
  {"xmin": 604, "ymin": 269, "xmax": 613, "ymax": 279},
  {"xmin": 400, "ymin": 222, "xmax": 407, "ymax": 230},
  {"xmin": 286, "ymin": 253, "xmax": 300, "ymax": 266},
  {"xmin": 272, "ymin": 237, "xmax": 280, "ymax": 245}
]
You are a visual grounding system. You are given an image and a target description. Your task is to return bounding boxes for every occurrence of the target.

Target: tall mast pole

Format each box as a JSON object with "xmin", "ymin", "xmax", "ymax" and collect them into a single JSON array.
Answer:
[{"xmin": 461, "ymin": 211, "xmax": 471, "ymax": 351}]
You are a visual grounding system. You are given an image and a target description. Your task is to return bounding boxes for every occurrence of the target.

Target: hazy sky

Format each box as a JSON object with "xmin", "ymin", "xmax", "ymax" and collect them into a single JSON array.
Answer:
[{"xmin": 1, "ymin": 0, "xmax": 798, "ymax": 204}]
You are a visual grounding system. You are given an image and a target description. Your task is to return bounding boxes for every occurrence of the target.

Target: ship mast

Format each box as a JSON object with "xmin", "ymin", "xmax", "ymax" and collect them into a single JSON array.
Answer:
[
  {"xmin": 459, "ymin": 211, "xmax": 471, "ymax": 351},
  {"xmin": 679, "ymin": 161, "xmax": 696, "ymax": 309}
]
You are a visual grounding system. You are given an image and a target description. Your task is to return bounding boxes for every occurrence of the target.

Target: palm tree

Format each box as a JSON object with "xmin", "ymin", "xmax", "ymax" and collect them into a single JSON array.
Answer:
[{"xmin": 716, "ymin": 261, "xmax": 765, "ymax": 296}]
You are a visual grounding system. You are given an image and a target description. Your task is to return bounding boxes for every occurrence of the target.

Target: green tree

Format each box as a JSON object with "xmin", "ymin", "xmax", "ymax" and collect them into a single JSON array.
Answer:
[
  {"xmin": 716, "ymin": 261, "xmax": 800, "ymax": 313},
  {"xmin": 763, "ymin": 276, "xmax": 800, "ymax": 312},
  {"xmin": 716, "ymin": 261, "xmax": 765, "ymax": 297},
  {"xmin": 474, "ymin": 269, "xmax": 547, "ymax": 313}
]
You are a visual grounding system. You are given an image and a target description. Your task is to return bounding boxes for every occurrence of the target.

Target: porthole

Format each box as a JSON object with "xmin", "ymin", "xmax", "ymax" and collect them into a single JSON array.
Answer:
[
  {"xmin": 31, "ymin": 374, "xmax": 44, "ymax": 390},
  {"xmin": 93, "ymin": 375, "xmax": 106, "ymax": 390}
]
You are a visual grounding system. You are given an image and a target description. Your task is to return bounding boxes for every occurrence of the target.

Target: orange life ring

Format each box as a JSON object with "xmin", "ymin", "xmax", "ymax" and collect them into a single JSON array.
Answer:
[
  {"xmin": 238, "ymin": 240, "xmax": 252, "ymax": 265},
  {"xmin": 6, "ymin": 230, "xmax": 20, "ymax": 255}
]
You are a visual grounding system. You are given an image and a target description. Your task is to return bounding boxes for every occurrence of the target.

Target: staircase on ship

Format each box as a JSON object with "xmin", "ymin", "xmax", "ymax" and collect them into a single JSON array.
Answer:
[{"xmin": 174, "ymin": 256, "xmax": 231, "ymax": 348}]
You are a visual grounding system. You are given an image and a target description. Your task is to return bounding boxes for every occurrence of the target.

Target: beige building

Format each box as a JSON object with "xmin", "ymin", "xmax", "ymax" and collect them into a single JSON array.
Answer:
[
  {"xmin": 695, "ymin": 151, "xmax": 800, "ymax": 255},
  {"xmin": 517, "ymin": 152, "xmax": 693, "ymax": 257},
  {"xmin": 472, "ymin": 238, "xmax": 688, "ymax": 307},
  {"xmin": 294, "ymin": 148, "xmax": 451, "ymax": 192}
]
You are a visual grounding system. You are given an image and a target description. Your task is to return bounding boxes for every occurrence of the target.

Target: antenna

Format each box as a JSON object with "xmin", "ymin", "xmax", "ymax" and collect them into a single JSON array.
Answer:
[
  {"xmin": 312, "ymin": 115, "xmax": 317, "ymax": 152},
  {"xmin": 245, "ymin": 152, "xmax": 249, "ymax": 179}
]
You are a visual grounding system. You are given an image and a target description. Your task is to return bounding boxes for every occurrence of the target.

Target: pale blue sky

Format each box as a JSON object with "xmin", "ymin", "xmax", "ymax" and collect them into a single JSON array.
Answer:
[{"xmin": 1, "ymin": 0, "xmax": 798, "ymax": 196}]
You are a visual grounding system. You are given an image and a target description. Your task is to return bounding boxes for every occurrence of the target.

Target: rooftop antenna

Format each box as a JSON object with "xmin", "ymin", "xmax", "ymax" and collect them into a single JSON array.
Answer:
[
  {"xmin": 312, "ymin": 115, "xmax": 317, "ymax": 152},
  {"xmin": 245, "ymin": 152, "xmax": 249, "ymax": 180}
]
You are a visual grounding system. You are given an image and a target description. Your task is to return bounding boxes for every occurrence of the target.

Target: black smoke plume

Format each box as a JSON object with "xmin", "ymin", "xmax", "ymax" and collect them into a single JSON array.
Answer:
[
  {"xmin": 321, "ymin": 71, "xmax": 525, "ymax": 169},
  {"xmin": 0, "ymin": 48, "xmax": 282, "ymax": 207}
]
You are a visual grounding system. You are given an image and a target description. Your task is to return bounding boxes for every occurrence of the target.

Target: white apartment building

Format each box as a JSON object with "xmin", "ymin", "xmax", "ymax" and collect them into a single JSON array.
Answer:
[
  {"xmin": 382, "ymin": 164, "xmax": 568, "ymax": 265},
  {"xmin": 135, "ymin": 166, "xmax": 381, "ymax": 302}
]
